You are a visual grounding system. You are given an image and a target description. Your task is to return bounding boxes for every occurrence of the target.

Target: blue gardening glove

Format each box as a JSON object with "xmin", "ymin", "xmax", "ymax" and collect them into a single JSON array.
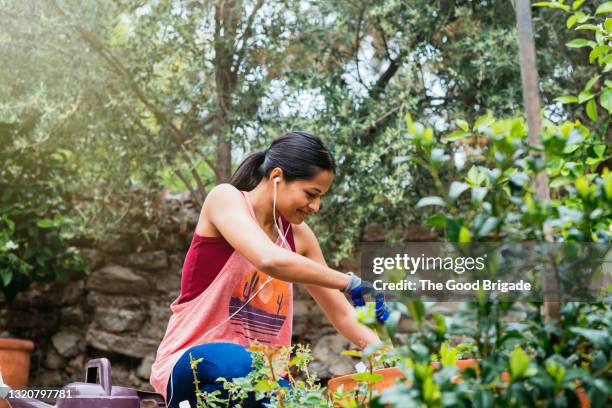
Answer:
[{"xmin": 344, "ymin": 272, "xmax": 390, "ymax": 322}]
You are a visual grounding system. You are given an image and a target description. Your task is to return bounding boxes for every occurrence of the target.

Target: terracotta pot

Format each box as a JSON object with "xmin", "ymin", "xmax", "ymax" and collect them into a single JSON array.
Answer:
[
  {"xmin": 328, "ymin": 359, "xmax": 589, "ymax": 407},
  {"xmin": 0, "ymin": 338, "xmax": 35, "ymax": 408},
  {"xmin": 0, "ymin": 338, "xmax": 34, "ymax": 388}
]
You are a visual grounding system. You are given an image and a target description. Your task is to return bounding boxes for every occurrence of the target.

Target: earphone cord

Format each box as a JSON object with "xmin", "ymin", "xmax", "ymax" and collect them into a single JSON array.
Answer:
[
  {"xmin": 197, "ymin": 180, "xmax": 289, "ymax": 341},
  {"xmin": 168, "ymin": 184, "xmax": 289, "ymax": 407}
]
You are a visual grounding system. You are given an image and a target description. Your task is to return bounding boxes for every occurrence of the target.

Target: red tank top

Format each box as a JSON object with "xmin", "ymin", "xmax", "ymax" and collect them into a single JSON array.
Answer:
[{"xmin": 177, "ymin": 193, "xmax": 296, "ymax": 304}]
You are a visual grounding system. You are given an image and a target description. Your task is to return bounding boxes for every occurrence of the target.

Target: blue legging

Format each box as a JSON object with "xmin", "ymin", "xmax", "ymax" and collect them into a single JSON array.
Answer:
[{"xmin": 166, "ymin": 342, "xmax": 290, "ymax": 408}]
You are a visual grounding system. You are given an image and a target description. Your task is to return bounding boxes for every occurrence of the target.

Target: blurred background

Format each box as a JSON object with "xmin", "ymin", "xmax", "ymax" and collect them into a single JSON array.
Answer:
[{"xmin": 0, "ymin": 0, "xmax": 606, "ymax": 390}]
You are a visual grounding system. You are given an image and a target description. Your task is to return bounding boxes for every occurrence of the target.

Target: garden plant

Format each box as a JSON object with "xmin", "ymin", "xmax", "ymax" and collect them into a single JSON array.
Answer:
[{"xmin": 182, "ymin": 2, "xmax": 611, "ymax": 407}]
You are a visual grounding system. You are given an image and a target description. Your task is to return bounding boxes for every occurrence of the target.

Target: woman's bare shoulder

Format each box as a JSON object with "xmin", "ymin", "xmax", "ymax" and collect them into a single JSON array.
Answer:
[
  {"xmin": 291, "ymin": 221, "xmax": 318, "ymax": 256},
  {"xmin": 196, "ymin": 184, "xmax": 247, "ymax": 236}
]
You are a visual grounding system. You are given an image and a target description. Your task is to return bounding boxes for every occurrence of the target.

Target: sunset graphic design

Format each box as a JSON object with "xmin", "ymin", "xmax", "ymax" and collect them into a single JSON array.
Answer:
[{"xmin": 229, "ymin": 269, "xmax": 289, "ymax": 343}]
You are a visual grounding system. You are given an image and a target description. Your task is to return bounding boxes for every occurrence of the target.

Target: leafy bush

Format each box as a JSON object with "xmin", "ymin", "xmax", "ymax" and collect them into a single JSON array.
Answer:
[{"xmin": 0, "ymin": 114, "xmax": 86, "ymax": 302}]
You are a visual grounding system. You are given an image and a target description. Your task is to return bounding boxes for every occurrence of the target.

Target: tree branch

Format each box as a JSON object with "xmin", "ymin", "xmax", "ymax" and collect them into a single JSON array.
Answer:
[
  {"xmin": 354, "ymin": 5, "xmax": 368, "ymax": 90},
  {"xmin": 233, "ymin": 0, "xmax": 264, "ymax": 73}
]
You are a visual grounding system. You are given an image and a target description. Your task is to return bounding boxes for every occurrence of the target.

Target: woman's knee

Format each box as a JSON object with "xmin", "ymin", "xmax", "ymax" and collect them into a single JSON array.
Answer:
[{"xmin": 166, "ymin": 343, "xmax": 256, "ymax": 407}]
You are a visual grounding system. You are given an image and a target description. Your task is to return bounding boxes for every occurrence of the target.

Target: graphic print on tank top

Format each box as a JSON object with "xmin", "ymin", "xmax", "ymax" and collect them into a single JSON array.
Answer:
[{"xmin": 229, "ymin": 269, "xmax": 289, "ymax": 343}]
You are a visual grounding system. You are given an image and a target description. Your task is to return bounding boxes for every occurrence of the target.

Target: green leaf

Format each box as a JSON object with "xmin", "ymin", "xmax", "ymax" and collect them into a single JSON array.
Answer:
[
  {"xmin": 416, "ymin": 196, "xmax": 446, "ymax": 208},
  {"xmin": 253, "ymin": 379, "xmax": 274, "ymax": 392},
  {"xmin": 546, "ymin": 361, "xmax": 566, "ymax": 384},
  {"xmin": 583, "ymin": 75, "xmax": 601, "ymax": 92},
  {"xmin": 405, "ymin": 113, "xmax": 416, "ymax": 133},
  {"xmin": 555, "ymin": 95, "xmax": 578, "ymax": 104},
  {"xmin": 341, "ymin": 350, "xmax": 363, "ymax": 357},
  {"xmin": 471, "ymin": 187, "xmax": 488, "ymax": 206},
  {"xmin": 36, "ymin": 219, "xmax": 55, "ymax": 228},
  {"xmin": 605, "ymin": 18, "xmax": 612, "ymax": 32},
  {"xmin": 566, "ymin": 38, "xmax": 596, "ymax": 48},
  {"xmin": 0, "ymin": 269, "xmax": 13, "ymax": 287},
  {"xmin": 567, "ymin": 14, "xmax": 578, "ymax": 28},
  {"xmin": 477, "ymin": 217, "xmax": 500, "ymax": 237},
  {"xmin": 600, "ymin": 90, "xmax": 612, "ymax": 113},
  {"xmin": 456, "ymin": 119, "xmax": 469, "ymax": 131},
  {"xmin": 586, "ymin": 99, "xmax": 598, "ymax": 121},
  {"xmin": 406, "ymin": 301, "xmax": 425, "ymax": 323},
  {"xmin": 573, "ymin": 0, "xmax": 585, "ymax": 10},
  {"xmin": 426, "ymin": 213, "xmax": 446, "ymax": 228},
  {"xmin": 593, "ymin": 144, "xmax": 606, "ymax": 158},
  {"xmin": 575, "ymin": 175, "xmax": 590, "ymax": 198},
  {"xmin": 445, "ymin": 130, "xmax": 470, "ymax": 142},
  {"xmin": 575, "ymin": 24, "xmax": 600, "ymax": 31},
  {"xmin": 570, "ymin": 327, "xmax": 610, "ymax": 349},
  {"xmin": 440, "ymin": 343, "xmax": 458, "ymax": 368},
  {"xmin": 473, "ymin": 111, "xmax": 494, "ymax": 131},
  {"xmin": 351, "ymin": 372, "xmax": 384, "ymax": 384},
  {"xmin": 533, "ymin": 2, "xmax": 570, "ymax": 11},
  {"xmin": 510, "ymin": 346, "xmax": 532, "ymax": 381},
  {"xmin": 602, "ymin": 170, "xmax": 612, "ymax": 200},
  {"xmin": 589, "ymin": 46, "xmax": 609, "ymax": 64},
  {"xmin": 458, "ymin": 226, "xmax": 471, "ymax": 243},
  {"xmin": 578, "ymin": 89, "xmax": 596, "ymax": 103},
  {"xmin": 595, "ymin": 2, "xmax": 612, "ymax": 15},
  {"xmin": 449, "ymin": 181, "xmax": 470, "ymax": 203}
]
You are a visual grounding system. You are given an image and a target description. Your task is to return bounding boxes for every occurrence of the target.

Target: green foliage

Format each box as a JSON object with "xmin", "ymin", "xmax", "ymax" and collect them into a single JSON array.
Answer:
[
  {"xmin": 0, "ymin": 114, "xmax": 86, "ymax": 302},
  {"xmin": 540, "ymin": 0, "xmax": 612, "ymax": 137},
  {"xmin": 405, "ymin": 111, "xmax": 611, "ymax": 242}
]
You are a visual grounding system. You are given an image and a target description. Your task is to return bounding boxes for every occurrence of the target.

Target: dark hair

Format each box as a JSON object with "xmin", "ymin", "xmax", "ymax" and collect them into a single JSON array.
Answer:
[{"xmin": 230, "ymin": 131, "xmax": 336, "ymax": 191}]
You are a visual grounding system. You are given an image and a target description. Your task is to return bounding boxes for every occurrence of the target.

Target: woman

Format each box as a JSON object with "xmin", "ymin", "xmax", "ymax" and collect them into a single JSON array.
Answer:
[{"xmin": 150, "ymin": 131, "xmax": 388, "ymax": 408}]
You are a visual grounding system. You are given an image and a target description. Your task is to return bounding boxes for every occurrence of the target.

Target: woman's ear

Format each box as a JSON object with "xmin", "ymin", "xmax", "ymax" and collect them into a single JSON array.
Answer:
[{"xmin": 269, "ymin": 167, "xmax": 284, "ymax": 183}]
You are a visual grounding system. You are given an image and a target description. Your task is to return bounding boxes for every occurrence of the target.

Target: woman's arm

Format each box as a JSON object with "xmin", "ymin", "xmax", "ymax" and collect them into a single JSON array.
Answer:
[
  {"xmin": 293, "ymin": 222, "xmax": 381, "ymax": 349},
  {"xmin": 205, "ymin": 184, "xmax": 351, "ymax": 290}
]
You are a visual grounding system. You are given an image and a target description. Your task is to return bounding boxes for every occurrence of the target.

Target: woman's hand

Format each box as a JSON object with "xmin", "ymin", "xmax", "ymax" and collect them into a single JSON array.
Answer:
[{"xmin": 343, "ymin": 272, "xmax": 390, "ymax": 322}]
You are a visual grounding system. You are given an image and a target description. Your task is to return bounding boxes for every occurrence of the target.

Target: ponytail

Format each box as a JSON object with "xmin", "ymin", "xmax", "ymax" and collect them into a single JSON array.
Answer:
[
  {"xmin": 230, "ymin": 131, "xmax": 336, "ymax": 191},
  {"xmin": 230, "ymin": 150, "xmax": 266, "ymax": 191}
]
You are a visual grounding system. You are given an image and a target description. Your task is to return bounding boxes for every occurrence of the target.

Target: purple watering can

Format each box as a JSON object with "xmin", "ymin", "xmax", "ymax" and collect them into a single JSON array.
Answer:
[{"xmin": 1, "ymin": 358, "xmax": 166, "ymax": 408}]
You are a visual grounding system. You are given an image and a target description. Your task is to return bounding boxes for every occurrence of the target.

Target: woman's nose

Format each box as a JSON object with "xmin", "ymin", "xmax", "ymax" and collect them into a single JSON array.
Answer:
[{"xmin": 308, "ymin": 197, "xmax": 320, "ymax": 212}]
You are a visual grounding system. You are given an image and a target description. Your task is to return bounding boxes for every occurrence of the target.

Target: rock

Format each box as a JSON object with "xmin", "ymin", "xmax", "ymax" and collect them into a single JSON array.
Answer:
[
  {"xmin": 61, "ymin": 305, "xmax": 85, "ymax": 326},
  {"xmin": 168, "ymin": 254, "xmax": 185, "ymax": 273},
  {"xmin": 95, "ymin": 307, "xmax": 147, "ymax": 332},
  {"xmin": 37, "ymin": 369, "xmax": 65, "ymax": 387},
  {"xmin": 86, "ymin": 265, "xmax": 150, "ymax": 295},
  {"xmin": 67, "ymin": 354, "xmax": 86, "ymax": 375},
  {"xmin": 86, "ymin": 328, "xmax": 158, "ymax": 358},
  {"xmin": 8, "ymin": 309, "xmax": 59, "ymax": 331},
  {"xmin": 100, "ymin": 234, "xmax": 138, "ymax": 254},
  {"xmin": 153, "ymin": 269, "xmax": 181, "ymax": 293},
  {"xmin": 116, "ymin": 251, "xmax": 168, "ymax": 270},
  {"xmin": 310, "ymin": 334, "xmax": 356, "ymax": 378},
  {"xmin": 139, "ymin": 303, "xmax": 172, "ymax": 341},
  {"xmin": 52, "ymin": 331, "xmax": 83, "ymax": 359},
  {"xmin": 13, "ymin": 283, "xmax": 65, "ymax": 308},
  {"xmin": 62, "ymin": 281, "xmax": 85, "ymax": 305},
  {"xmin": 78, "ymin": 248, "xmax": 105, "ymax": 270},
  {"xmin": 86, "ymin": 292, "xmax": 142, "ymax": 309},
  {"xmin": 137, "ymin": 355, "xmax": 155, "ymax": 380},
  {"xmin": 44, "ymin": 347, "xmax": 66, "ymax": 370}
]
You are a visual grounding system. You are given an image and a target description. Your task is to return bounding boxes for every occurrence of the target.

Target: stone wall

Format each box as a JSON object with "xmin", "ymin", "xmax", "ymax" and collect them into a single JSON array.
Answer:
[{"xmin": 0, "ymin": 193, "xmax": 434, "ymax": 391}]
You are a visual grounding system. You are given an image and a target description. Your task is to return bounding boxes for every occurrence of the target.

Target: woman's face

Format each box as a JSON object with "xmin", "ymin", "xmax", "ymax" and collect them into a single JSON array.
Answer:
[{"xmin": 275, "ymin": 169, "xmax": 334, "ymax": 224}]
